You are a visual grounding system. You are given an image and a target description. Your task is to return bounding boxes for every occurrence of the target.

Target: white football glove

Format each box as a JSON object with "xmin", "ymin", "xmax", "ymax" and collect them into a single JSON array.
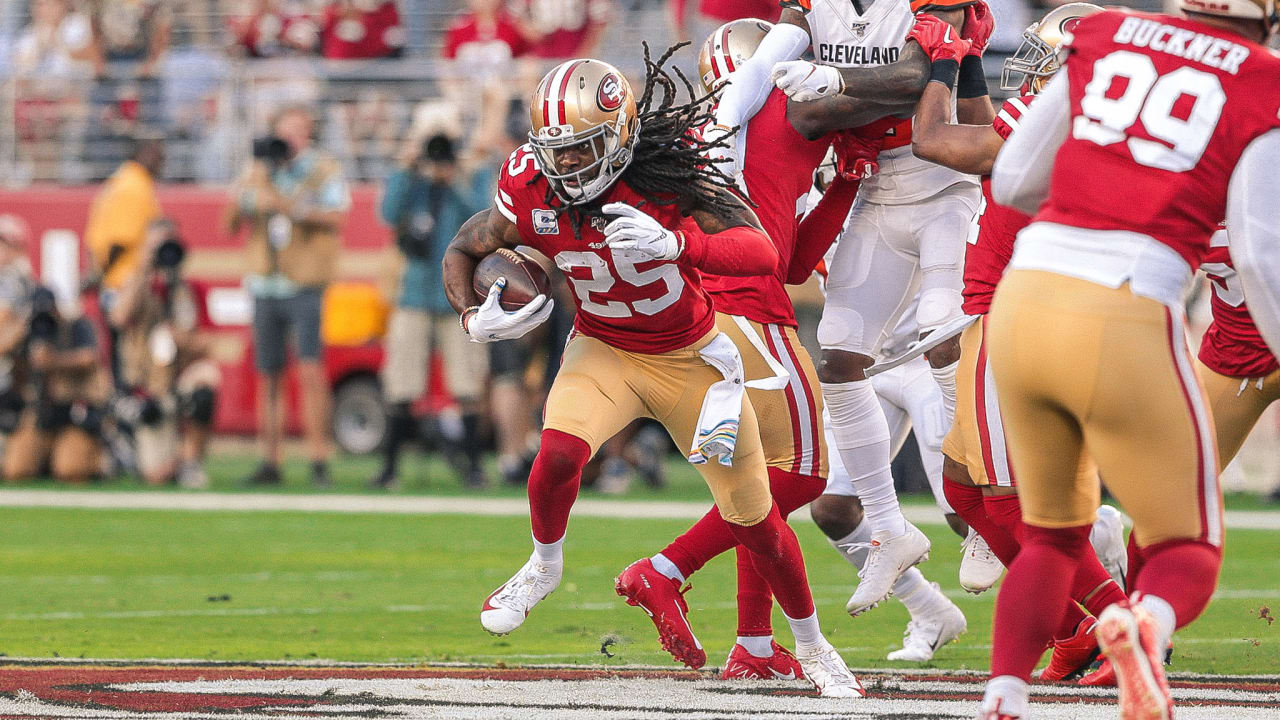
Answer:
[
  {"xmin": 464, "ymin": 277, "xmax": 554, "ymax": 343},
  {"xmin": 771, "ymin": 61, "xmax": 844, "ymax": 102},
  {"xmin": 702, "ymin": 123, "xmax": 741, "ymax": 179},
  {"xmin": 601, "ymin": 203, "xmax": 683, "ymax": 260}
]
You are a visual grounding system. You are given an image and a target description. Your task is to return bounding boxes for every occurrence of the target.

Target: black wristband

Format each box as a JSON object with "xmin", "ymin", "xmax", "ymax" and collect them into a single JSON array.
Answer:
[
  {"xmin": 958, "ymin": 55, "xmax": 989, "ymax": 99},
  {"xmin": 929, "ymin": 59, "xmax": 959, "ymax": 91}
]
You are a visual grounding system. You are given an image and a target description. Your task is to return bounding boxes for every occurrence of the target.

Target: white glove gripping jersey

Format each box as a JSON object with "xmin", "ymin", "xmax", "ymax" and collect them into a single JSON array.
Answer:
[{"xmin": 797, "ymin": 0, "xmax": 978, "ymax": 204}]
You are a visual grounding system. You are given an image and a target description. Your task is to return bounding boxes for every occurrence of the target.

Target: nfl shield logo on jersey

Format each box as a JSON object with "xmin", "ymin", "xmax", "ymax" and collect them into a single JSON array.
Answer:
[
  {"xmin": 532, "ymin": 209, "xmax": 559, "ymax": 235},
  {"xmin": 849, "ymin": 21, "xmax": 868, "ymax": 40}
]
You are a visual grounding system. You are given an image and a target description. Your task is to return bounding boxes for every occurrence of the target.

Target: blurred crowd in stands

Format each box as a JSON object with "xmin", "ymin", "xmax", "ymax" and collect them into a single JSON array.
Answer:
[{"xmin": 0, "ymin": 0, "xmax": 1160, "ymax": 186}]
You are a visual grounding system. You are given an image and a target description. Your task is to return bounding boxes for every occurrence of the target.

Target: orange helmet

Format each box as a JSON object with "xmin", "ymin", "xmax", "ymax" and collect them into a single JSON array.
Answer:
[
  {"xmin": 698, "ymin": 19, "xmax": 773, "ymax": 96},
  {"xmin": 529, "ymin": 59, "xmax": 639, "ymax": 204},
  {"xmin": 1000, "ymin": 3, "xmax": 1103, "ymax": 93}
]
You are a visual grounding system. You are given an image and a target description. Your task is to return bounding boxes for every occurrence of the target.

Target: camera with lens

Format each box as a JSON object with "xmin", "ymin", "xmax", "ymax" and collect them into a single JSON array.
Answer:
[
  {"xmin": 27, "ymin": 286, "xmax": 58, "ymax": 343},
  {"xmin": 252, "ymin": 135, "xmax": 291, "ymax": 165}
]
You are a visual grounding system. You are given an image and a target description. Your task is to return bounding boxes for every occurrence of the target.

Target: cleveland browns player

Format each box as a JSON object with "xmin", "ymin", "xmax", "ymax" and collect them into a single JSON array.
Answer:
[
  {"xmin": 983, "ymin": 0, "xmax": 1280, "ymax": 716},
  {"xmin": 728, "ymin": 0, "xmax": 995, "ymax": 617},
  {"xmin": 908, "ymin": 2, "xmax": 1135, "ymax": 686},
  {"xmin": 441, "ymin": 49, "xmax": 863, "ymax": 697}
]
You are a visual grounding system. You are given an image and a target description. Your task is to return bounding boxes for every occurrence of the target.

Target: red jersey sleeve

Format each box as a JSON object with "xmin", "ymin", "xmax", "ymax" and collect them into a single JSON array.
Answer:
[
  {"xmin": 992, "ymin": 94, "xmax": 1034, "ymax": 141},
  {"xmin": 442, "ymin": 20, "xmax": 465, "ymax": 59}
]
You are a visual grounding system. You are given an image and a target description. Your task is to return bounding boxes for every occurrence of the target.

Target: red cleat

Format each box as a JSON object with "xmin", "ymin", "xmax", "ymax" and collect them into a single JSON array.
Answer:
[
  {"xmin": 1096, "ymin": 605, "xmax": 1173, "ymax": 720},
  {"xmin": 615, "ymin": 559, "xmax": 706, "ymax": 669},
  {"xmin": 720, "ymin": 640, "xmax": 806, "ymax": 681},
  {"xmin": 1040, "ymin": 616, "xmax": 1101, "ymax": 681},
  {"xmin": 1080, "ymin": 658, "xmax": 1116, "ymax": 686}
]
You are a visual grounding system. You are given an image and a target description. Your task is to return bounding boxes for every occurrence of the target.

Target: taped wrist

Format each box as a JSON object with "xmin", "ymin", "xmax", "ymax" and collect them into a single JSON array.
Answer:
[
  {"xmin": 929, "ymin": 59, "xmax": 959, "ymax": 91},
  {"xmin": 958, "ymin": 55, "xmax": 988, "ymax": 99}
]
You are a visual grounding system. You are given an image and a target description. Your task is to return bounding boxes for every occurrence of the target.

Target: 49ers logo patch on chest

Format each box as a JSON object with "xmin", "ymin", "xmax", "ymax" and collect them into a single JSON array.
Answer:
[{"xmin": 598, "ymin": 73, "xmax": 624, "ymax": 111}]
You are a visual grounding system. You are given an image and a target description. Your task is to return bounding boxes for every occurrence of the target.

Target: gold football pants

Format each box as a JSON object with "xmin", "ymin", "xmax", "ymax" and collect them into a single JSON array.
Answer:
[
  {"xmin": 543, "ymin": 321, "xmax": 772, "ymax": 526},
  {"xmin": 1197, "ymin": 361, "xmax": 1280, "ymax": 470},
  {"xmin": 718, "ymin": 315, "xmax": 828, "ymax": 478},
  {"xmin": 986, "ymin": 270, "xmax": 1222, "ymax": 548}
]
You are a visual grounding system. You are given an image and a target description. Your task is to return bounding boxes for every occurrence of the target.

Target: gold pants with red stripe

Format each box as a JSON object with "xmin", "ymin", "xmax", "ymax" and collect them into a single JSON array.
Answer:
[
  {"xmin": 1197, "ymin": 362, "xmax": 1280, "ymax": 470},
  {"xmin": 718, "ymin": 315, "xmax": 828, "ymax": 478},
  {"xmin": 987, "ymin": 270, "xmax": 1222, "ymax": 548},
  {"xmin": 543, "ymin": 318, "xmax": 772, "ymax": 526},
  {"xmin": 943, "ymin": 317, "xmax": 1097, "ymax": 488}
]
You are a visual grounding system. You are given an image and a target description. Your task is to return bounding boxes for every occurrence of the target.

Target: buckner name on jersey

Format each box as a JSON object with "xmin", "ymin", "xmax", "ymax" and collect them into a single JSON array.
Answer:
[
  {"xmin": 816, "ymin": 43, "xmax": 899, "ymax": 65},
  {"xmin": 1111, "ymin": 14, "xmax": 1253, "ymax": 74}
]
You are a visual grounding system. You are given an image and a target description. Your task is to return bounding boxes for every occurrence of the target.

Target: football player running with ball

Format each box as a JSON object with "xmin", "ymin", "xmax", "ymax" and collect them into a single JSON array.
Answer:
[
  {"xmin": 442, "ymin": 48, "xmax": 864, "ymax": 697},
  {"xmin": 980, "ymin": 0, "xmax": 1280, "ymax": 716}
]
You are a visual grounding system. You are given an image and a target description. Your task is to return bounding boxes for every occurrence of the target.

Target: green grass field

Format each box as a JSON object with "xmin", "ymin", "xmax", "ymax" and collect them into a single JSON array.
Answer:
[{"xmin": 1, "ymin": 503, "xmax": 1277, "ymax": 674}]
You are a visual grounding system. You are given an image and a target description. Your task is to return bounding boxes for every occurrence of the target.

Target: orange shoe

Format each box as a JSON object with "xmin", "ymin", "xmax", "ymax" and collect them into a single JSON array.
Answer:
[
  {"xmin": 721, "ymin": 640, "xmax": 806, "ymax": 681},
  {"xmin": 615, "ymin": 559, "xmax": 706, "ymax": 669},
  {"xmin": 1096, "ymin": 605, "xmax": 1173, "ymax": 720},
  {"xmin": 1040, "ymin": 616, "xmax": 1101, "ymax": 681}
]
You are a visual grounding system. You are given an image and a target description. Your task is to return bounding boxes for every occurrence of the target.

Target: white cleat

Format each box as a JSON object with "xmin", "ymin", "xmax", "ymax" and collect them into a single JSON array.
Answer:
[
  {"xmin": 959, "ymin": 529, "xmax": 1004, "ymax": 594},
  {"xmin": 794, "ymin": 640, "xmax": 867, "ymax": 698},
  {"xmin": 887, "ymin": 585, "xmax": 967, "ymax": 661},
  {"xmin": 846, "ymin": 522, "xmax": 931, "ymax": 616},
  {"xmin": 480, "ymin": 555, "xmax": 562, "ymax": 635},
  {"xmin": 1090, "ymin": 505, "xmax": 1128, "ymax": 591}
]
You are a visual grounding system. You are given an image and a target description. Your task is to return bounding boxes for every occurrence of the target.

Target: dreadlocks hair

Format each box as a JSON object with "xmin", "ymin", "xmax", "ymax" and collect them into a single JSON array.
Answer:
[{"xmin": 529, "ymin": 42, "xmax": 746, "ymax": 239}]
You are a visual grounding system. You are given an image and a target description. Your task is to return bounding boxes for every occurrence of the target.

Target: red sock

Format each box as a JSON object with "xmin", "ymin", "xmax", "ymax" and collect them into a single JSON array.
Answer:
[
  {"xmin": 991, "ymin": 524, "xmax": 1091, "ymax": 680},
  {"xmin": 961, "ymin": 488, "xmax": 1019, "ymax": 566},
  {"xmin": 527, "ymin": 429, "xmax": 590, "ymax": 543},
  {"xmin": 661, "ymin": 467, "xmax": 825, "ymax": 579},
  {"xmin": 732, "ymin": 468, "xmax": 825, "ymax": 637},
  {"xmin": 1072, "ymin": 554, "xmax": 1127, "ymax": 618},
  {"xmin": 1133, "ymin": 539, "xmax": 1222, "ymax": 630},
  {"xmin": 729, "ymin": 502, "xmax": 815, "ymax": 620},
  {"xmin": 1125, "ymin": 531, "xmax": 1144, "ymax": 591},
  {"xmin": 734, "ymin": 546, "xmax": 774, "ymax": 637}
]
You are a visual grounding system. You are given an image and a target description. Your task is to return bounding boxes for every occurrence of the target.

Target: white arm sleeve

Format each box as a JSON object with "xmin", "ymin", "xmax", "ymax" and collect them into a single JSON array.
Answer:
[
  {"xmin": 991, "ymin": 72, "xmax": 1071, "ymax": 216},
  {"xmin": 1226, "ymin": 129, "xmax": 1280, "ymax": 357},
  {"xmin": 712, "ymin": 22, "xmax": 810, "ymax": 132}
]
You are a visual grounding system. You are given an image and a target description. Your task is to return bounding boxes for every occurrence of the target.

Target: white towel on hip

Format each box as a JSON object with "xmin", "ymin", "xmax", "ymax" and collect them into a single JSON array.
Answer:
[{"xmin": 688, "ymin": 323, "xmax": 790, "ymax": 466}]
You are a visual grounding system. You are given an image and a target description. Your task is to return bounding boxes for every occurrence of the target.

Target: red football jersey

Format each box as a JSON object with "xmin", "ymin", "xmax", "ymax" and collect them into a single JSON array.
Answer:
[
  {"xmin": 509, "ymin": 0, "xmax": 610, "ymax": 59},
  {"xmin": 1199, "ymin": 231, "xmax": 1279, "ymax": 378},
  {"xmin": 703, "ymin": 90, "xmax": 830, "ymax": 327},
  {"xmin": 1036, "ymin": 10, "xmax": 1280, "ymax": 269},
  {"xmin": 495, "ymin": 144, "xmax": 716, "ymax": 353},
  {"xmin": 963, "ymin": 94, "xmax": 1035, "ymax": 316},
  {"xmin": 319, "ymin": 2, "xmax": 402, "ymax": 59},
  {"xmin": 442, "ymin": 12, "xmax": 530, "ymax": 63}
]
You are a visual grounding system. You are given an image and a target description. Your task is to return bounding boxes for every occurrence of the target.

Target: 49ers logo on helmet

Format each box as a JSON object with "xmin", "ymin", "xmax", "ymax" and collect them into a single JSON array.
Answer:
[{"xmin": 597, "ymin": 73, "xmax": 625, "ymax": 111}]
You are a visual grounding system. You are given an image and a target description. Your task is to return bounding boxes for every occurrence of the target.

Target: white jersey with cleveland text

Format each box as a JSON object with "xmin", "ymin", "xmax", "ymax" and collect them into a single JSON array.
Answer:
[{"xmin": 800, "ymin": 0, "xmax": 978, "ymax": 204}]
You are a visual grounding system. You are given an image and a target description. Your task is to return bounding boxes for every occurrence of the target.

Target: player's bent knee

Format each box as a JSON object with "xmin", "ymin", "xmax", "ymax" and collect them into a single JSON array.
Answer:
[
  {"xmin": 916, "ymin": 286, "xmax": 963, "ymax": 334},
  {"xmin": 817, "ymin": 349, "xmax": 875, "ymax": 384},
  {"xmin": 810, "ymin": 494, "xmax": 864, "ymax": 538},
  {"xmin": 943, "ymin": 455, "xmax": 976, "ymax": 486},
  {"xmin": 925, "ymin": 336, "xmax": 962, "ymax": 368},
  {"xmin": 720, "ymin": 502, "xmax": 771, "ymax": 528}
]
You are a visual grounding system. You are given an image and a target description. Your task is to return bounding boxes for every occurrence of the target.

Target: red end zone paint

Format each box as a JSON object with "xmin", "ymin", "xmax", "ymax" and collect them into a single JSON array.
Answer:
[{"xmin": 0, "ymin": 663, "xmax": 1276, "ymax": 717}]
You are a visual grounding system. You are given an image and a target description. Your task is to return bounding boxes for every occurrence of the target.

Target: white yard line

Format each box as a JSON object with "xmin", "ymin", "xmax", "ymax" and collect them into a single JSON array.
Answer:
[{"xmin": 0, "ymin": 489, "xmax": 1278, "ymax": 530}]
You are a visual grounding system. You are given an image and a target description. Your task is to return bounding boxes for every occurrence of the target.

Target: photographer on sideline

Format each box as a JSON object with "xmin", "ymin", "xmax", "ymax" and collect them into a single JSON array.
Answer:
[
  {"xmin": 369, "ymin": 134, "xmax": 489, "ymax": 490},
  {"xmin": 0, "ymin": 217, "xmax": 36, "ymax": 458},
  {"xmin": 227, "ymin": 105, "xmax": 349, "ymax": 488},
  {"xmin": 1, "ymin": 286, "xmax": 107, "ymax": 483},
  {"xmin": 109, "ymin": 220, "xmax": 221, "ymax": 488}
]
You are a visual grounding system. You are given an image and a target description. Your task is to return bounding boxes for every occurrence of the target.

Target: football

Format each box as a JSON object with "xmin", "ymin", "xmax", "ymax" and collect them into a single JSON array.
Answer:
[{"xmin": 473, "ymin": 248, "xmax": 551, "ymax": 311}]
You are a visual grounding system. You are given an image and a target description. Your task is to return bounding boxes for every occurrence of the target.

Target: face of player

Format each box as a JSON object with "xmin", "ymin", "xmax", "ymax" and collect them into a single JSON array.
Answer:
[{"xmin": 550, "ymin": 136, "xmax": 607, "ymax": 190}]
